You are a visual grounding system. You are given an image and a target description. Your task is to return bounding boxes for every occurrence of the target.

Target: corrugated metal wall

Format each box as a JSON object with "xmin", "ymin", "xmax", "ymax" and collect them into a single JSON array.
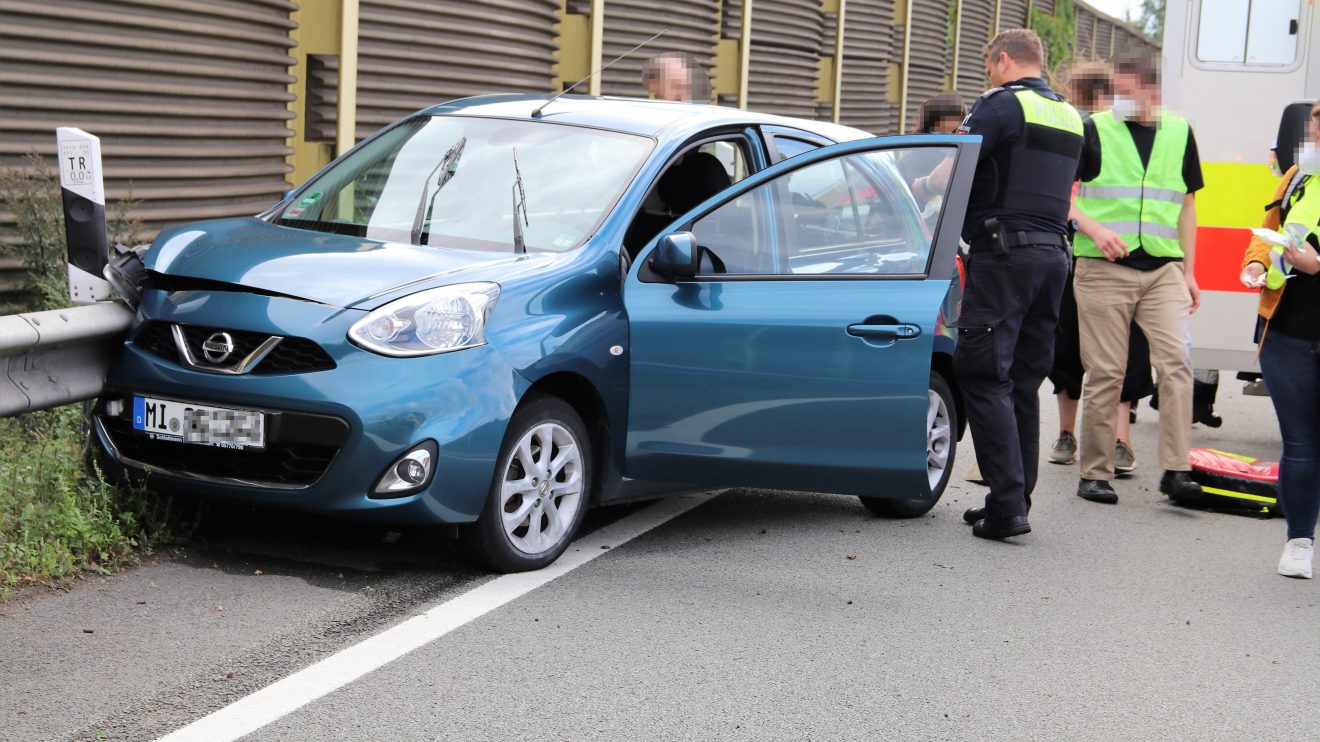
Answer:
[
  {"xmin": 999, "ymin": 0, "xmax": 1030, "ymax": 30},
  {"xmin": 839, "ymin": 0, "xmax": 899, "ymax": 134},
  {"xmin": 1094, "ymin": 19, "xmax": 1114, "ymax": 59},
  {"xmin": 354, "ymin": 0, "xmax": 560, "ymax": 141},
  {"xmin": 1075, "ymin": 6, "xmax": 1096, "ymax": 58},
  {"xmin": 599, "ymin": 0, "xmax": 719, "ymax": 98},
  {"xmin": 746, "ymin": 0, "xmax": 826, "ymax": 119},
  {"xmin": 0, "ymin": 0, "xmax": 298, "ymax": 242},
  {"xmin": 955, "ymin": 0, "xmax": 994, "ymax": 106},
  {"xmin": 0, "ymin": 0, "xmax": 1163, "ymax": 311},
  {"xmin": 905, "ymin": 0, "xmax": 956, "ymax": 130}
]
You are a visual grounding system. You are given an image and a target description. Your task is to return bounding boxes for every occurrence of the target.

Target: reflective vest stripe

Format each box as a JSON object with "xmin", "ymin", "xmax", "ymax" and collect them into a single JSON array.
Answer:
[
  {"xmin": 1095, "ymin": 221, "xmax": 1180, "ymax": 239},
  {"xmin": 1076, "ymin": 185, "xmax": 1185, "ymax": 203},
  {"xmin": 1075, "ymin": 110, "xmax": 1190, "ymax": 259}
]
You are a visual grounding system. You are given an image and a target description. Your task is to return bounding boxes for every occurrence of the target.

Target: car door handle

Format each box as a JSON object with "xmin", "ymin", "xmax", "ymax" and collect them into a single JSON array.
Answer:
[{"xmin": 847, "ymin": 323, "xmax": 922, "ymax": 340}]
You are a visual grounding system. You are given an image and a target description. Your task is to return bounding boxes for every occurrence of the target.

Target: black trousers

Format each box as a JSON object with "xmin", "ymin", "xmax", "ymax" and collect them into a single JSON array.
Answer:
[{"xmin": 954, "ymin": 245, "xmax": 1070, "ymax": 519}]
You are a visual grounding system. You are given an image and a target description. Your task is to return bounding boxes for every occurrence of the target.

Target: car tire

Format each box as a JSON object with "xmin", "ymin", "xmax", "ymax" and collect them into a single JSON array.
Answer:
[
  {"xmin": 461, "ymin": 394, "xmax": 593, "ymax": 573},
  {"xmin": 859, "ymin": 370, "xmax": 957, "ymax": 519}
]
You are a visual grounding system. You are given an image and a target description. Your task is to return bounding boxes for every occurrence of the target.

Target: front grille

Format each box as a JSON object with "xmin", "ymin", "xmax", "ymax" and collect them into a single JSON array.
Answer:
[
  {"xmin": 252, "ymin": 337, "xmax": 336, "ymax": 374},
  {"xmin": 98, "ymin": 411, "xmax": 346, "ymax": 488},
  {"xmin": 132, "ymin": 322, "xmax": 175, "ymax": 361},
  {"xmin": 131, "ymin": 321, "xmax": 336, "ymax": 375}
]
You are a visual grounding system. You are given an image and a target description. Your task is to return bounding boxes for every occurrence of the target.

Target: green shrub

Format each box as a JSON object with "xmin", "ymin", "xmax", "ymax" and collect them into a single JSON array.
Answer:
[
  {"xmin": 1031, "ymin": 0, "xmax": 1077, "ymax": 85},
  {"xmin": 0, "ymin": 154, "xmax": 177, "ymax": 596}
]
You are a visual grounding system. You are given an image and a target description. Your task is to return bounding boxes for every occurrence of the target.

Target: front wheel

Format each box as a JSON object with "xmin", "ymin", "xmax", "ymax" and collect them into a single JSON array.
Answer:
[
  {"xmin": 859, "ymin": 370, "xmax": 957, "ymax": 518},
  {"xmin": 461, "ymin": 394, "xmax": 592, "ymax": 572}
]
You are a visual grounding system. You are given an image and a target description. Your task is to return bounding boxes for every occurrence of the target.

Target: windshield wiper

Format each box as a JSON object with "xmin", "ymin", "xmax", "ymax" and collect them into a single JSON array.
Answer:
[
  {"xmin": 512, "ymin": 147, "xmax": 529, "ymax": 254},
  {"xmin": 411, "ymin": 136, "xmax": 466, "ymax": 245}
]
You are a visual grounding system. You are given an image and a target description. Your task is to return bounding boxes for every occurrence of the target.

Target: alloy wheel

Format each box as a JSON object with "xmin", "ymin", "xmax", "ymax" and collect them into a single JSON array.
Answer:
[
  {"xmin": 500, "ymin": 422, "xmax": 585, "ymax": 556},
  {"xmin": 926, "ymin": 389, "xmax": 953, "ymax": 492}
]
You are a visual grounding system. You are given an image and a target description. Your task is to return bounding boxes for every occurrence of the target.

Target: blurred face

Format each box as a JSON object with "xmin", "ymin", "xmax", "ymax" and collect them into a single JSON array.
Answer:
[
  {"xmin": 1311, "ymin": 104, "xmax": 1320, "ymax": 145},
  {"xmin": 647, "ymin": 58, "xmax": 692, "ymax": 102},
  {"xmin": 1112, "ymin": 71, "xmax": 1158, "ymax": 119},
  {"xmin": 934, "ymin": 115, "xmax": 963, "ymax": 134},
  {"xmin": 1088, "ymin": 90, "xmax": 1114, "ymax": 112}
]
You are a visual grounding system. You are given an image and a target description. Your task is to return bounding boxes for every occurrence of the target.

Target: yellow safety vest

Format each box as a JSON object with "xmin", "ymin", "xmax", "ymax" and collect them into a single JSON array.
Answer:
[
  {"xmin": 1074, "ymin": 110, "xmax": 1190, "ymax": 258},
  {"xmin": 1265, "ymin": 173, "xmax": 1320, "ymax": 289}
]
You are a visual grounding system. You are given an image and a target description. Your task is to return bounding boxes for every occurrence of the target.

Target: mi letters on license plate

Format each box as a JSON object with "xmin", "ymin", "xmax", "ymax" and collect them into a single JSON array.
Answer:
[{"xmin": 132, "ymin": 396, "xmax": 265, "ymax": 449}]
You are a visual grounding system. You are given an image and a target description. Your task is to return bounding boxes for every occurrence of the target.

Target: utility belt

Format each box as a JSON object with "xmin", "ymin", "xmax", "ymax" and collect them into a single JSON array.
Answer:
[{"xmin": 968, "ymin": 217, "xmax": 1069, "ymax": 256}]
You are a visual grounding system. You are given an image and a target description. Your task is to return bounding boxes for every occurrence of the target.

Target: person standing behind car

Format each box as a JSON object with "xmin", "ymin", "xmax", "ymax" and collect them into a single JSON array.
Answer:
[
  {"xmin": 1241, "ymin": 100, "xmax": 1320, "ymax": 579},
  {"xmin": 1069, "ymin": 52, "xmax": 1204, "ymax": 506},
  {"xmin": 902, "ymin": 92, "xmax": 968, "ymax": 228},
  {"xmin": 949, "ymin": 29, "xmax": 1084, "ymax": 540},
  {"xmin": 1047, "ymin": 60, "xmax": 1154, "ymax": 476}
]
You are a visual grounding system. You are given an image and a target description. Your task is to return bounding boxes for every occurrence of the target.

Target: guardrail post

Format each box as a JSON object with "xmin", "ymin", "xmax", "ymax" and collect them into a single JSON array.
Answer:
[{"xmin": 57, "ymin": 128, "xmax": 111, "ymax": 305}]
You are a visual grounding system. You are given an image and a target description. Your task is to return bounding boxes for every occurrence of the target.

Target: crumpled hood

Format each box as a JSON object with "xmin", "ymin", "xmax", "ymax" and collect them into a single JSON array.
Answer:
[{"xmin": 146, "ymin": 217, "xmax": 556, "ymax": 309}]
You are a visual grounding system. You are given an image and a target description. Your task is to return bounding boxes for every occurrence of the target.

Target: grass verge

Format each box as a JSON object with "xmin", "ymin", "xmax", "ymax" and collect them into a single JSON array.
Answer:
[{"xmin": 0, "ymin": 154, "xmax": 181, "ymax": 597}]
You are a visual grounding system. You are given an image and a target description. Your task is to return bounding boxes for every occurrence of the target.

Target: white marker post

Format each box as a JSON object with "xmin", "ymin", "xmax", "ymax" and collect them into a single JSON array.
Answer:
[{"xmin": 56, "ymin": 127, "xmax": 112, "ymax": 304}]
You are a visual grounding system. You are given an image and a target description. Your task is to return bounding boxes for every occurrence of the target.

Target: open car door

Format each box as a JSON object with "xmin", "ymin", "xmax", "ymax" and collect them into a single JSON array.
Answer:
[{"xmin": 621, "ymin": 134, "xmax": 980, "ymax": 499}]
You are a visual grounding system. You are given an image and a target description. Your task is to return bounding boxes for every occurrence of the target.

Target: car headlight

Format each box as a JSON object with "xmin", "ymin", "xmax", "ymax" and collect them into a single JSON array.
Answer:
[{"xmin": 348, "ymin": 282, "xmax": 500, "ymax": 357}]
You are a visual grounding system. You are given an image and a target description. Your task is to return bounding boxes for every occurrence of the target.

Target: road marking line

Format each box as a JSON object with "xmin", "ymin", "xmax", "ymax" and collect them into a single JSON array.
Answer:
[{"xmin": 155, "ymin": 492, "xmax": 717, "ymax": 742}]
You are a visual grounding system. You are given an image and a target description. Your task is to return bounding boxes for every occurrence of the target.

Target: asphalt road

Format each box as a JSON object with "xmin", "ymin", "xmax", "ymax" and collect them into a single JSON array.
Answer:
[{"xmin": 2, "ymin": 383, "xmax": 1317, "ymax": 741}]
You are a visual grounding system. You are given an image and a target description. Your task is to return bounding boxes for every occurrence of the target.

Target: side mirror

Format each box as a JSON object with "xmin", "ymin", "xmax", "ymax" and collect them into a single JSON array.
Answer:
[
  {"xmin": 1275, "ymin": 101, "xmax": 1316, "ymax": 174},
  {"xmin": 650, "ymin": 232, "xmax": 700, "ymax": 280}
]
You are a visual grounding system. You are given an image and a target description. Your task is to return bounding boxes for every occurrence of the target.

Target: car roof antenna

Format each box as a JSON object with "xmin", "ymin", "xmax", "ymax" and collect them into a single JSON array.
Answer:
[{"xmin": 531, "ymin": 29, "xmax": 667, "ymax": 119}]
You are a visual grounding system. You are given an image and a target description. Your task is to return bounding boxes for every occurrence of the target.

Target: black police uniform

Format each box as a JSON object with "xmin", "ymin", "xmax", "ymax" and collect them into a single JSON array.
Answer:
[{"xmin": 953, "ymin": 77, "xmax": 1084, "ymax": 527}]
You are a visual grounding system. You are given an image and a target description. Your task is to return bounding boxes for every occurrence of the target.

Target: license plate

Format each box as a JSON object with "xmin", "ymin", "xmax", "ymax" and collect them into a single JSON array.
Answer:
[{"xmin": 132, "ymin": 396, "xmax": 265, "ymax": 450}]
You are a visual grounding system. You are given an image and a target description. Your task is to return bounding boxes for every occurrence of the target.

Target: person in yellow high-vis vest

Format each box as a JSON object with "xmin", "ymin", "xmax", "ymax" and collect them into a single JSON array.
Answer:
[
  {"xmin": 1069, "ymin": 53, "xmax": 1205, "ymax": 506},
  {"xmin": 1241, "ymin": 100, "xmax": 1320, "ymax": 579},
  {"xmin": 948, "ymin": 29, "xmax": 1084, "ymax": 541}
]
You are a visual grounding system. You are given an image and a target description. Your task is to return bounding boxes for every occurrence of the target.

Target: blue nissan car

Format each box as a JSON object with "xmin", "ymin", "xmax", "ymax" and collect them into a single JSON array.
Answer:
[{"xmin": 92, "ymin": 95, "xmax": 981, "ymax": 572}]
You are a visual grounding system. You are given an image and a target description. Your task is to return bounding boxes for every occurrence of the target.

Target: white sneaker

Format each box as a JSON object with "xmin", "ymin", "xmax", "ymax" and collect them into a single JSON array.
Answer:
[{"xmin": 1278, "ymin": 538, "xmax": 1314, "ymax": 579}]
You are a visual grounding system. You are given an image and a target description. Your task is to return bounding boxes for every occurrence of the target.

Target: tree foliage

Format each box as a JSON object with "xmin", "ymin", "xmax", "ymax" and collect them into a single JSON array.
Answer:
[{"xmin": 1031, "ymin": 0, "xmax": 1077, "ymax": 83}]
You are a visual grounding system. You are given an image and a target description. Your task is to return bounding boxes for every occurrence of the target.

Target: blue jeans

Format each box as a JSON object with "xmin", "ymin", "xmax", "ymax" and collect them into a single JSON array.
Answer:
[{"xmin": 1259, "ymin": 330, "xmax": 1320, "ymax": 540}]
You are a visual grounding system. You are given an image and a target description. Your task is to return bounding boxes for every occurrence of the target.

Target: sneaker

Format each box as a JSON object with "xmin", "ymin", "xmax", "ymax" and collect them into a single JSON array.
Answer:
[
  {"xmin": 1114, "ymin": 439, "xmax": 1137, "ymax": 475},
  {"xmin": 1278, "ymin": 538, "xmax": 1314, "ymax": 579},
  {"xmin": 1243, "ymin": 379, "xmax": 1269, "ymax": 397},
  {"xmin": 1049, "ymin": 431, "xmax": 1077, "ymax": 465}
]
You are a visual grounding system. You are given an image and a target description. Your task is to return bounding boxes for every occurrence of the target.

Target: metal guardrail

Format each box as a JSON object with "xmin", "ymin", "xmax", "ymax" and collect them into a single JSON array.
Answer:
[{"xmin": 0, "ymin": 302, "xmax": 132, "ymax": 417}]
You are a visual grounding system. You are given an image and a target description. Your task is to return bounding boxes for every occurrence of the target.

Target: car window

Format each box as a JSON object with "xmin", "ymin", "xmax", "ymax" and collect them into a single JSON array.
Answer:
[
  {"xmin": 1196, "ymin": 0, "xmax": 1304, "ymax": 67},
  {"xmin": 275, "ymin": 116, "xmax": 653, "ymax": 252},
  {"xmin": 771, "ymin": 136, "xmax": 823, "ymax": 163},
  {"xmin": 623, "ymin": 137, "xmax": 752, "ymax": 257},
  {"xmin": 689, "ymin": 145, "xmax": 949, "ymax": 277}
]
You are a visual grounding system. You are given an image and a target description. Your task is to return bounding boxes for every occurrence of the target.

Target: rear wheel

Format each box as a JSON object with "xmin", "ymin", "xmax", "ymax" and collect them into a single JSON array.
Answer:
[
  {"xmin": 461, "ymin": 394, "xmax": 592, "ymax": 572},
  {"xmin": 859, "ymin": 371, "xmax": 956, "ymax": 518}
]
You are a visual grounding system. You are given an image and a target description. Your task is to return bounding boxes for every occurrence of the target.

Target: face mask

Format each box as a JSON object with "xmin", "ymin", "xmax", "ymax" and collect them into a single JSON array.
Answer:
[
  {"xmin": 1298, "ymin": 141, "xmax": 1320, "ymax": 176},
  {"xmin": 1111, "ymin": 96, "xmax": 1139, "ymax": 122}
]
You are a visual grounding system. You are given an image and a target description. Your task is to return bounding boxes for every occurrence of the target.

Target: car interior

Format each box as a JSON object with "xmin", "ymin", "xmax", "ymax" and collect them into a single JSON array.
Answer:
[{"xmin": 622, "ymin": 141, "xmax": 742, "ymax": 259}]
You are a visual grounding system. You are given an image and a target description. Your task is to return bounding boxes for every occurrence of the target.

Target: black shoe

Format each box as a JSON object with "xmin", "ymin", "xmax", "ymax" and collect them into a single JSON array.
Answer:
[
  {"xmin": 972, "ymin": 515, "xmax": 1031, "ymax": 540},
  {"xmin": 1160, "ymin": 470, "xmax": 1204, "ymax": 499},
  {"xmin": 1077, "ymin": 478, "xmax": 1119, "ymax": 504},
  {"xmin": 1193, "ymin": 406, "xmax": 1223, "ymax": 428},
  {"xmin": 963, "ymin": 507, "xmax": 985, "ymax": 525}
]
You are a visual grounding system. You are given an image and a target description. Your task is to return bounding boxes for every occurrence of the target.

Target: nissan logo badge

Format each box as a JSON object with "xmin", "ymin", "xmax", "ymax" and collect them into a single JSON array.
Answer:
[{"xmin": 202, "ymin": 332, "xmax": 236, "ymax": 364}]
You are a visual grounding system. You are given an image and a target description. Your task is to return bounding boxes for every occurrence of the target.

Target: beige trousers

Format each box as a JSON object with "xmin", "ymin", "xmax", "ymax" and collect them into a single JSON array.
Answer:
[{"xmin": 1073, "ymin": 258, "xmax": 1193, "ymax": 480}]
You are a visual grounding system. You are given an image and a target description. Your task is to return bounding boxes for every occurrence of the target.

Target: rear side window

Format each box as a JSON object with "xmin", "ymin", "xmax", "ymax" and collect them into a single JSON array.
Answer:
[
  {"xmin": 771, "ymin": 136, "xmax": 824, "ymax": 163},
  {"xmin": 1196, "ymin": 0, "xmax": 1305, "ymax": 67}
]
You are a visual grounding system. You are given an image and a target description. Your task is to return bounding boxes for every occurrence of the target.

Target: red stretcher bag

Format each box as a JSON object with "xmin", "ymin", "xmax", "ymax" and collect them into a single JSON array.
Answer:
[{"xmin": 1181, "ymin": 448, "xmax": 1281, "ymax": 516}]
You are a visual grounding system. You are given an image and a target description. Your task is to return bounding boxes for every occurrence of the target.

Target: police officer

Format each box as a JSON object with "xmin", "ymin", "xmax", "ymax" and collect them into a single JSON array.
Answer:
[{"xmin": 952, "ymin": 29, "xmax": 1085, "ymax": 540}]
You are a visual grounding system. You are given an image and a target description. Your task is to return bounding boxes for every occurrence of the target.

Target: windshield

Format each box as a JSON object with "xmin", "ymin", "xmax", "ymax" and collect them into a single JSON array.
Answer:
[{"xmin": 273, "ymin": 116, "xmax": 654, "ymax": 252}]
